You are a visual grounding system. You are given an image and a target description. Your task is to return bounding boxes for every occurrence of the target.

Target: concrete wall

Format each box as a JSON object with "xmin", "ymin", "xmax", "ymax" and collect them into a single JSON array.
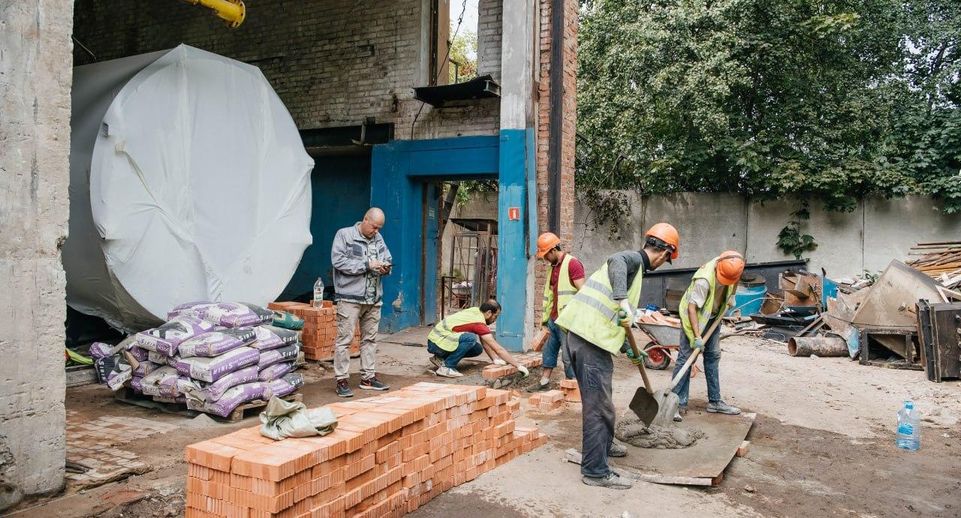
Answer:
[
  {"xmin": 71, "ymin": 0, "xmax": 499, "ymax": 140},
  {"xmin": 0, "ymin": 0, "xmax": 72, "ymax": 510},
  {"xmin": 572, "ymin": 192, "xmax": 961, "ymax": 279}
]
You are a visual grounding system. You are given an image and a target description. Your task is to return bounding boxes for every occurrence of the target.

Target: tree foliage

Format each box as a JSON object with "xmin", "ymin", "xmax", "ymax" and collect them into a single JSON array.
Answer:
[
  {"xmin": 577, "ymin": 0, "xmax": 961, "ymax": 222},
  {"xmin": 448, "ymin": 31, "xmax": 478, "ymax": 84}
]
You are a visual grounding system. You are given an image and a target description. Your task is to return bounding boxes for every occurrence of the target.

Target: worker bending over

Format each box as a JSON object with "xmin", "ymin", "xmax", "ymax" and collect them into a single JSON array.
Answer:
[
  {"xmin": 556, "ymin": 223, "xmax": 680, "ymax": 490},
  {"xmin": 528, "ymin": 232, "xmax": 585, "ymax": 392},
  {"xmin": 672, "ymin": 251, "xmax": 745, "ymax": 422},
  {"xmin": 427, "ymin": 299, "xmax": 530, "ymax": 378}
]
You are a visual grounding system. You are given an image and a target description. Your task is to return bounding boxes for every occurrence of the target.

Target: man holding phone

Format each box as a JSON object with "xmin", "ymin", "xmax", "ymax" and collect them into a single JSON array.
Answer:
[{"xmin": 330, "ymin": 207, "xmax": 393, "ymax": 397}]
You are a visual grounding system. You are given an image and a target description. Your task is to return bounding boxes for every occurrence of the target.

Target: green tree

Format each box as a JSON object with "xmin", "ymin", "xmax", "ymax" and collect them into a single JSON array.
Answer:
[{"xmin": 448, "ymin": 31, "xmax": 478, "ymax": 84}]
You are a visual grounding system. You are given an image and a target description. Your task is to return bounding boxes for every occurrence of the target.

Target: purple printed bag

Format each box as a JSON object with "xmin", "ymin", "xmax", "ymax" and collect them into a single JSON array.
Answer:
[
  {"xmin": 268, "ymin": 373, "xmax": 305, "ymax": 398},
  {"xmin": 258, "ymin": 343, "xmax": 300, "ymax": 369},
  {"xmin": 173, "ymin": 346, "xmax": 259, "ymax": 383},
  {"xmin": 177, "ymin": 328, "xmax": 256, "ymax": 358},
  {"xmin": 134, "ymin": 317, "xmax": 215, "ymax": 356},
  {"xmin": 258, "ymin": 361, "xmax": 295, "ymax": 381}
]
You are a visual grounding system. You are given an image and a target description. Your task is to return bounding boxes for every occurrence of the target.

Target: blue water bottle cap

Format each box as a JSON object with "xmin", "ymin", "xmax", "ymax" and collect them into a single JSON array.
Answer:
[{"xmin": 904, "ymin": 401, "xmax": 914, "ymax": 410}]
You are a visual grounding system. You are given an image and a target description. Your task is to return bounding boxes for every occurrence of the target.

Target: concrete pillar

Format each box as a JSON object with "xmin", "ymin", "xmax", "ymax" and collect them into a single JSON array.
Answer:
[
  {"xmin": 0, "ymin": 0, "xmax": 72, "ymax": 510},
  {"xmin": 496, "ymin": 0, "xmax": 537, "ymax": 351}
]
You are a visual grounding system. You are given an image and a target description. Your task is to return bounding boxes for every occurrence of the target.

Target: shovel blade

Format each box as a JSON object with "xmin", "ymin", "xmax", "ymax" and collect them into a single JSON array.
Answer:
[
  {"xmin": 628, "ymin": 388, "xmax": 659, "ymax": 427},
  {"xmin": 650, "ymin": 390, "xmax": 681, "ymax": 428}
]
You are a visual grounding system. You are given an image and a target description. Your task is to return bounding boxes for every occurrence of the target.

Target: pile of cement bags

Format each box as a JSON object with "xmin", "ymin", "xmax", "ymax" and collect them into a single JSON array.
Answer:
[{"xmin": 92, "ymin": 302, "xmax": 305, "ymax": 418}]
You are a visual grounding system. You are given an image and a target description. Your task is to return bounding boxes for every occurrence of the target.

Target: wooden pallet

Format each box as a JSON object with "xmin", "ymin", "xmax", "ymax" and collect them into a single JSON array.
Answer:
[
  {"xmin": 221, "ymin": 393, "xmax": 303, "ymax": 423},
  {"xmin": 114, "ymin": 388, "xmax": 302, "ymax": 422}
]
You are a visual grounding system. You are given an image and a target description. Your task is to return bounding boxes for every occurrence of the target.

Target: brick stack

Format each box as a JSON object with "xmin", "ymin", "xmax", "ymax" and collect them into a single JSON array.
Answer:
[
  {"xmin": 481, "ymin": 353, "xmax": 543, "ymax": 380},
  {"xmin": 529, "ymin": 328, "xmax": 550, "ymax": 352},
  {"xmin": 527, "ymin": 390, "xmax": 566, "ymax": 412},
  {"xmin": 184, "ymin": 382, "xmax": 546, "ymax": 518},
  {"xmin": 268, "ymin": 302, "xmax": 360, "ymax": 361},
  {"xmin": 559, "ymin": 379, "xmax": 580, "ymax": 403}
]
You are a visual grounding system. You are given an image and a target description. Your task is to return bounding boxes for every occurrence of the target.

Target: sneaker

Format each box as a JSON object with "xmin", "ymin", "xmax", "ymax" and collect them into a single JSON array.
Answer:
[
  {"xmin": 707, "ymin": 400, "xmax": 741, "ymax": 415},
  {"xmin": 526, "ymin": 381, "xmax": 551, "ymax": 393},
  {"xmin": 581, "ymin": 471, "xmax": 633, "ymax": 490},
  {"xmin": 359, "ymin": 377, "xmax": 390, "ymax": 391},
  {"xmin": 608, "ymin": 441, "xmax": 628, "ymax": 458},
  {"xmin": 336, "ymin": 379, "xmax": 353, "ymax": 398},
  {"xmin": 429, "ymin": 355, "xmax": 443, "ymax": 369},
  {"xmin": 435, "ymin": 366, "xmax": 463, "ymax": 378},
  {"xmin": 674, "ymin": 406, "xmax": 687, "ymax": 423}
]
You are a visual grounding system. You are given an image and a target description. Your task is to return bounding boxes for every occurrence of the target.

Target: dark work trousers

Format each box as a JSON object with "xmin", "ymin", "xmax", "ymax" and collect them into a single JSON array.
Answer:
[{"xmin": 566, "ymin": 330, "xmax": 615, "ymax": 478}]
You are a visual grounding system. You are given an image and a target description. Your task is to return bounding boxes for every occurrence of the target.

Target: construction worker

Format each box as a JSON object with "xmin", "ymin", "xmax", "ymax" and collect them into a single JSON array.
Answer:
[
  {"xmin": 528, "ymin": 232, "xmax": 585, "ymax": 392},
  {"xmin": 556, "ymin": 223, "xmax": 680, "ymax": 490},
  {"xmin": 672, "ymin": 251, "xmax": 745, "ymax": 422},
  {"xmin": 330, "ymin": 207, "xmax": 392, "ymax": 397},
  {"xmin": 427, "ymin": 298, "xmax": 531, "ymax": 378}
]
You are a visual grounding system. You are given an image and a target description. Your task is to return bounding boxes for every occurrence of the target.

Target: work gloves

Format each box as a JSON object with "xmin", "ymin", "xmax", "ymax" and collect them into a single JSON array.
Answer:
[
  {"xmin": 617, "ymin": 299, "xmax": 633, "ymax": 324},
  {"xmin": 624, "ymin": 345, "xmax": 649, "ymax": 366},
  {"xmin": 692, "ymin": 337, "xmax": 705, "ymax": 350},
  {"xmin": 516, "ymin": 365, "xmax": 530, "ymax": 377}
]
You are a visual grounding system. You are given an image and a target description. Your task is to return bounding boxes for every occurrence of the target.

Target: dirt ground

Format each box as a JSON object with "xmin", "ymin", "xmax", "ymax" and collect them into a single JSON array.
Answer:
[{"xmin": 9, "ymin": 328, "xmax": 961, "ymax": 517}]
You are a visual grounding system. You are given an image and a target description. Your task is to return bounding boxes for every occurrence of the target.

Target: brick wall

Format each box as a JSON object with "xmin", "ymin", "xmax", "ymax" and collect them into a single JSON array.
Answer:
[
  {"xmin": 533, "ymin": 0, "xmax": 578, "ymax": 326},
  {"xmin": 71, "ymin": 0, "xmax": 499, "ymax": 139},
  {"xmin": 476, "ymin": 0, "xmax": 503, "ymax": 78}
]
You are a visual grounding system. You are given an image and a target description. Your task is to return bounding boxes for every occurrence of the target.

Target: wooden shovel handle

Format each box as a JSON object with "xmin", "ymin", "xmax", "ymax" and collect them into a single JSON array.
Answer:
[{"xmin": 623, "ymin": 321, "xmax": 653, "ymax": 394}]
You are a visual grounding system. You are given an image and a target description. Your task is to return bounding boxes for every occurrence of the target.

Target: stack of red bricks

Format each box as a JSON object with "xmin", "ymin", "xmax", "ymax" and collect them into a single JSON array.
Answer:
[
  {"xmin": 184, "ymin": 382, "xmax": 546, "ymax": 518},
  {"xmin": 481, "ymin": 353, "xmax": 543, "ymax": 380},
  {"xmin": 559, "ymin": 379, "xmax": 580, "ymax": 403},
  {"xmin": 268, "ymin": 302, "xmax": 360, "ymax": 361},
  {"xmin": 527, "ymin": 390, "xmax": 566, "ymax": 412}
]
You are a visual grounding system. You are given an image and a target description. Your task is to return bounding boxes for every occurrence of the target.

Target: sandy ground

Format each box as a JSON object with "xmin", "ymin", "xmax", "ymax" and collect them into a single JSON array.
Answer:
[{"xmin": 10, "ymin": 328, "xmax": 961, "ymax": 518}]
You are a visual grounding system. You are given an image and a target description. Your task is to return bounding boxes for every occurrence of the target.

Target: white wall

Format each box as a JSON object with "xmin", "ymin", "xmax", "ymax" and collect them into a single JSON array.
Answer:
[{"xmin": 572, "ymin": 192, "xmax": 961, "ymax": 278}]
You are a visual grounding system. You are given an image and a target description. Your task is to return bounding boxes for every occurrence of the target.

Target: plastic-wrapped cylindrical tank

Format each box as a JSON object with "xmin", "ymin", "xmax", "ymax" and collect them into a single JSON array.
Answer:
[{"xmin": 64, "ymin": 45, "xmax": 314, "ymax": 331}]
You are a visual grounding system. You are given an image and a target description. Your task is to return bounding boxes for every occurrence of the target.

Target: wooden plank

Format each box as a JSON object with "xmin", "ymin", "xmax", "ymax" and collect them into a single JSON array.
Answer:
[
  {"xmin": 223, "ymin": 393, "xmax": 303, "ymax": 422},
  {"xmin": 638, "ymin": 474, "xmax": 714, "ymax": 487}
]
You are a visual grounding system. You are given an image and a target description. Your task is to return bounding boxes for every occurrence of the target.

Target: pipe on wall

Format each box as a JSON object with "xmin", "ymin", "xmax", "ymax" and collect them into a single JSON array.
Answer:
[
  {"xmin": 546, "ymin": 0, "xmax": 565, "ymax": 233},
  {"xmin": 182, "ymin": 0, "xmax": 246, "ymax": 28}
]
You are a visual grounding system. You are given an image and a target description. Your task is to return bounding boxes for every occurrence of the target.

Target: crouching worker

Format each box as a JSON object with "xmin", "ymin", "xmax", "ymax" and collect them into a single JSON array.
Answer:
[{"xmin": 427, "ymin": 299, "xmax": 530, "ymax": 378}]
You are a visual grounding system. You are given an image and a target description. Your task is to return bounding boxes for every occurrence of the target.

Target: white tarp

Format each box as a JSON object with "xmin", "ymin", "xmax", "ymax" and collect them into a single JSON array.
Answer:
[{"xmin": 65, "ymin": 45, "xmax": 314, "ymax": 331}]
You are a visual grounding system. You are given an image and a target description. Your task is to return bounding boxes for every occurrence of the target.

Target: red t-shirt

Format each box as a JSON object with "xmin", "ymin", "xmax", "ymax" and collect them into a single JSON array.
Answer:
[
  {"xmin": 550, "ymin": 254, "xmax": 586, "ymax": 320},
  {"xmin": 452, "ymin": 322, "xmax": 492, "ymax": 336}
]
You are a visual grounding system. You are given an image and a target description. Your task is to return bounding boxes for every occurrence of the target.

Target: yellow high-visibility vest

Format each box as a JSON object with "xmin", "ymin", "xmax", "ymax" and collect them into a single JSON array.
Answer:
[
  {"xmin": 679, "ymin": 258, "xmax": 735, "ymax": 342},
  {"xmin": 427, "ymin": 307, "xmax": 486, "ymax": 352},
  {"xmin": 555, "ymin": 263, "xmax": 643, "ymax": 354},
  {"xmin": 542, "ymin": 253, "xmax": 578, "ymax": 324}
]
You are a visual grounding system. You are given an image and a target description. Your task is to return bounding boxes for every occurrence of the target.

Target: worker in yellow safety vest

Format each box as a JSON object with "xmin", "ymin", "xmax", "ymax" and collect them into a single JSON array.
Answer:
[
  {"xmin": 672, "ymin": 251, "xmax": 745, "ymax": 422},
  {"xmin": 555, "ymin": 223, "xmax": 680, "ymax": 490},
  {"xmin": 426, "ymin": 299, "xmax": 530, "ymax": 378},
  {"xmin": 527, "ymin": 232, "xmax": 587, "ymax": 392}
]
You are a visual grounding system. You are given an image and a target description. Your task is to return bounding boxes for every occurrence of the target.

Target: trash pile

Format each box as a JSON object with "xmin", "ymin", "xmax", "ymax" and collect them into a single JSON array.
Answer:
[
  {"xmin": 91, "ymin": 302, "xmax": 306, "ymax": 418},
  {"xmin": 748, "ymin": 241, "xmax": 961, "ymax": 383}
]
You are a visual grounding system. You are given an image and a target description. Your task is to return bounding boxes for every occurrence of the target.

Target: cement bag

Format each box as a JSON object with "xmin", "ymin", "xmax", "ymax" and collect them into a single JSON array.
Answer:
[
  {"xmin": 148, "ymin": 351, "xmax": 173, "ymax": 366},
  {"xmin": 201, "ymin": 381, "xmax": 269, "ymax": 418},
  {"xmin": 177, "ymin": 327, "xmax": 256, "ymax": 357},
  {"xmin": 127, "ymin": 345, "xmax": 150, "ymax": 362},
  {"xmin": 267, "ymin": 373, "xmax": 305, "ymax": 398},
  {"xmin": 258, "ymin": 343, "xmax": 300, "ymax": 369},
  {"xmin": 178, "ymin": 365, "xmax": 260, "ymax": 404},
  {"xmin": 258, "ymin": 361, "xmax": 295, "ymax": 382},
  {"xmin": 64, "ymin": 45, "xmax": 314, "ymax": 332},
  {"xmin": 134, "ymin": 317, "xmax": 215, "ymax": 356},
  {"xmin": 252, "ymin": 325, "xmax": 298, "ymax": 351},
  {"xmin": 173, "ymin": 346, "xmax": 259, "ymax": 383},
  {"xmin": 259, "ymin": 397, "xmax": 337, "ymax": 441},
  {"xmin": 91, "ymin": 335, "xmax": 138, "ymax": 359},
  {"xmin": 131, "ymin": 360, "xmax": 160, "ymax": 378},
  {"xmin": 139, "ymin": 366, "xmax": 180, "ymax": 397},
  {"xmin": 169, "ymin": 302, "xmax": 273, "ymax": 328}
]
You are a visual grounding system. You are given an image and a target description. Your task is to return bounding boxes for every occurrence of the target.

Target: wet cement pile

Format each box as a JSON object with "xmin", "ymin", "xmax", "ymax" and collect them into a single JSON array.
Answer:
[{"xmin": 615, "ymin": 415, "xmax": 705, "ymax": 449}]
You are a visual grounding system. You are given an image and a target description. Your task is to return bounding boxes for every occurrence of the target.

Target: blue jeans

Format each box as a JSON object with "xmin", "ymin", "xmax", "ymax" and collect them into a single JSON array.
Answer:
[
  {"xmin": 427, "ymin": 332, "xmax": 483, "ymax": 368},
  {"xmin": 542, "ymin": 319, "xmax": 575, "ymax": 379},
  {"xmin": 671, "ymin": 323, "xmax": 722, "ymax": 407}
]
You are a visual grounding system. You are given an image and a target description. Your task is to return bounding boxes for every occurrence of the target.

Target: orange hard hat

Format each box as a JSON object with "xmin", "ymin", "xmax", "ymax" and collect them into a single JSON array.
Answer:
[
  {"xmin": 536, "ymin": 232, "xmax": 561, "ymax": 258},
  {"xmin": 716, "ymin": 251, "xmax": 745, "ymax": 286},
  {"xmin": 644, "ymin": 223, "xmax": 680, "ymax": 260}
]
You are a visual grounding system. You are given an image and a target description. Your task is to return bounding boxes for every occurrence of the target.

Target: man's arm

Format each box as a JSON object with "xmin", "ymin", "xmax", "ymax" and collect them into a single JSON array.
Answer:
[
  {"xmin": 569, "ymin": 257, "xmax": 586, "ymax": 291},
  {"xmin": 331, "ymin": 230, "xmax": 369, "ymax": 275},
  {"xmin": 687, "ymin": 303, "xmax": 701, "ymax": 339},
  {"xmin": 379, "ymin": 238, "xmax": 393, "ymax": 276},
  {"xmin": 572, "ymin": 277, "xmax": 585, "ymax": 290},
  {"xmin": 606, "ymin": 251, "xmax": 642, "ymax": 301},
  {"xmin": 480, "ymin": 334, "xmax": 521, "ymax": 367}
]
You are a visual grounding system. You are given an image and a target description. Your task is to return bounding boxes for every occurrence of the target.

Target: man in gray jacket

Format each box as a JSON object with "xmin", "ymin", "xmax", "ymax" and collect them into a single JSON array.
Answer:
[{"xmin": 331, "ymin": 207, "xmax": 393, "ymax": 397}]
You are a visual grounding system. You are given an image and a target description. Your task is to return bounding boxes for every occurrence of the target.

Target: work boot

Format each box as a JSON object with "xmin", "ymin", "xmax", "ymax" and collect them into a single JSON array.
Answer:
[
  {"xmin": 429, "ymin": 355, "xmax": 443, "ymax": 369},
  {"xmin": 581, "ymin": 471, "xmax": 633, "ymax": 490},
  {"xmin": 526, "ymin": 380, "xmax": 551, "ymax": 393},
  {"xmin": 359, "ymin": 376, "xmax": 390, "ymax": 391},
  {"xmin": 707, "ymin": 400, "xmax": 741, "ymax": 415},
  {"xmin": 336, "ymin": 379, "xmax": 353, "ymax": 398},
  {"xmin": 435, "ymin": 366, "xmax": 463, "ymax": 378},
  {"xmin": 608, "ymin": 441, "xmax": 628, "ymax": 458}
]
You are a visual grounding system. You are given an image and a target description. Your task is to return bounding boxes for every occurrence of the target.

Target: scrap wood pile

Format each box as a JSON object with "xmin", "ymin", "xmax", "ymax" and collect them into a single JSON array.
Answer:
[
  {"xmin": 185, "ymin": 382, "xmax": 546, "ymax": 518},
  {"xmin": 906, "ymin": 241, "xmax": 961, "ymax": 289},
  {"xmin": 92, "ymin": 302, "xmax": 306, "ymax": 419}
]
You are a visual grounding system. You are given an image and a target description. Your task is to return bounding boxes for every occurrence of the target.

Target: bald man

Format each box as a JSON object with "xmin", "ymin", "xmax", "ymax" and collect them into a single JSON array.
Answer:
[{"xmin": 330, "ymin": 207, "xmax": 393, "ymax": 397}]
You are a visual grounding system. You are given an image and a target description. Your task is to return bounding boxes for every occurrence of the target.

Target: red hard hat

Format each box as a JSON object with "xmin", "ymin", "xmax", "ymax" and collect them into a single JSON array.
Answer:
[
  {"xmin": 536, "ymin": 232, "xmax": 561, "ymax": 258},
  {"xmin": 644, "ymin": 223, "xmax": 680, "ymax": 260},
  {"xmin": 716, "ymin": 251, "xmax": 745, "ymax": 286}
]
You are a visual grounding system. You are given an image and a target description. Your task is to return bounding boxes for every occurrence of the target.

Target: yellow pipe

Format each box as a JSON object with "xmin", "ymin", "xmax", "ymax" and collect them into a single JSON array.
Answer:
[{"xmin": 183, "ymin": 0, "xmax": 246, "ymax": 29}]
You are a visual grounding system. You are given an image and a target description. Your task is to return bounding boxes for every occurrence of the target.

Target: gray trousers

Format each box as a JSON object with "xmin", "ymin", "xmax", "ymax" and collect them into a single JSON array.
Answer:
[
  {"xmin": 567, "ymin": 330, "xmax": 616, "ymax": 478},
  {"xmin": 334, "ymin": 301, "xmax": 381, "ymax": 380}
]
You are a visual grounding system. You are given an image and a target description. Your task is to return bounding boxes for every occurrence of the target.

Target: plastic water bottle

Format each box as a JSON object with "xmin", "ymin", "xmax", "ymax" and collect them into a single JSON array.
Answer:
[
  {"xmin": 313, "ymin": 277, "xmax": 325, "ymax": 307},
  {"xmin": 896, "ymin": 400, "xmax": 921, "ymax": 451}
]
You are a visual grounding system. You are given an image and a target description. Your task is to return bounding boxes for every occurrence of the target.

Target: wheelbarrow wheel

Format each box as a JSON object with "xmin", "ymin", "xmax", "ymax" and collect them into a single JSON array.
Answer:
[{"xmin": 643, "ymin": 346, "xmax": 671, "ymax": 370}]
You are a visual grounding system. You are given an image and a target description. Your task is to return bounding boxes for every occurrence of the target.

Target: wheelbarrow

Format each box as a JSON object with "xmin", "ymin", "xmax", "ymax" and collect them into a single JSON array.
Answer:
[{"xmin": 635, "ymin": 322, "xmax": 701, "ymax": 379}]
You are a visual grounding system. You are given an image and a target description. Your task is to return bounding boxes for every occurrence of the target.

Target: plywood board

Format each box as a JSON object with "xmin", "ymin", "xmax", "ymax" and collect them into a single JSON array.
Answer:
[{"xmin": 617, "ymin": 412, "xmax": 755, "ymax": 486}]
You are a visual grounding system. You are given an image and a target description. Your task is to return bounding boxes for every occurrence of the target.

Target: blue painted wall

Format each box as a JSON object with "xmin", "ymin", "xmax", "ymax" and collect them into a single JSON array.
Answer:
[{"xmin": 280, "ymin": 154, "xmax": 372, "ymax": 301}]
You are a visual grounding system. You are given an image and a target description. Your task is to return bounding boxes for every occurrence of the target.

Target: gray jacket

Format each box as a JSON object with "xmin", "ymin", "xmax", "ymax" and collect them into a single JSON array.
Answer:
[{"xmin": 331, "ymin": 223, "xmax": 393, "ymax": 304}]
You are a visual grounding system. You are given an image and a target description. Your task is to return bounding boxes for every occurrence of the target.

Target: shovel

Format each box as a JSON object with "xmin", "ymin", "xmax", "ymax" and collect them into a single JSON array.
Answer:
[{"xmin": 623, "ymin": 321, "xmax": 658, "ymax": 426}]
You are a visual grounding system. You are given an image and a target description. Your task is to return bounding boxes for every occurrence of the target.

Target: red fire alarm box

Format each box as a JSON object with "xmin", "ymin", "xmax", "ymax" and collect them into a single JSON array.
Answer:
[{"xmin": 508, "ymin": 207, "xmax": 520, "ymax": 221}]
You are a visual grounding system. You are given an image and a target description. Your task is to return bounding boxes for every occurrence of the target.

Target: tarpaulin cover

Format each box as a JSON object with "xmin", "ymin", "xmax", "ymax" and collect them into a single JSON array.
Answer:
[{"xmin": 65, "ymin": 45, "xmax": 314, "ymax": 332}]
